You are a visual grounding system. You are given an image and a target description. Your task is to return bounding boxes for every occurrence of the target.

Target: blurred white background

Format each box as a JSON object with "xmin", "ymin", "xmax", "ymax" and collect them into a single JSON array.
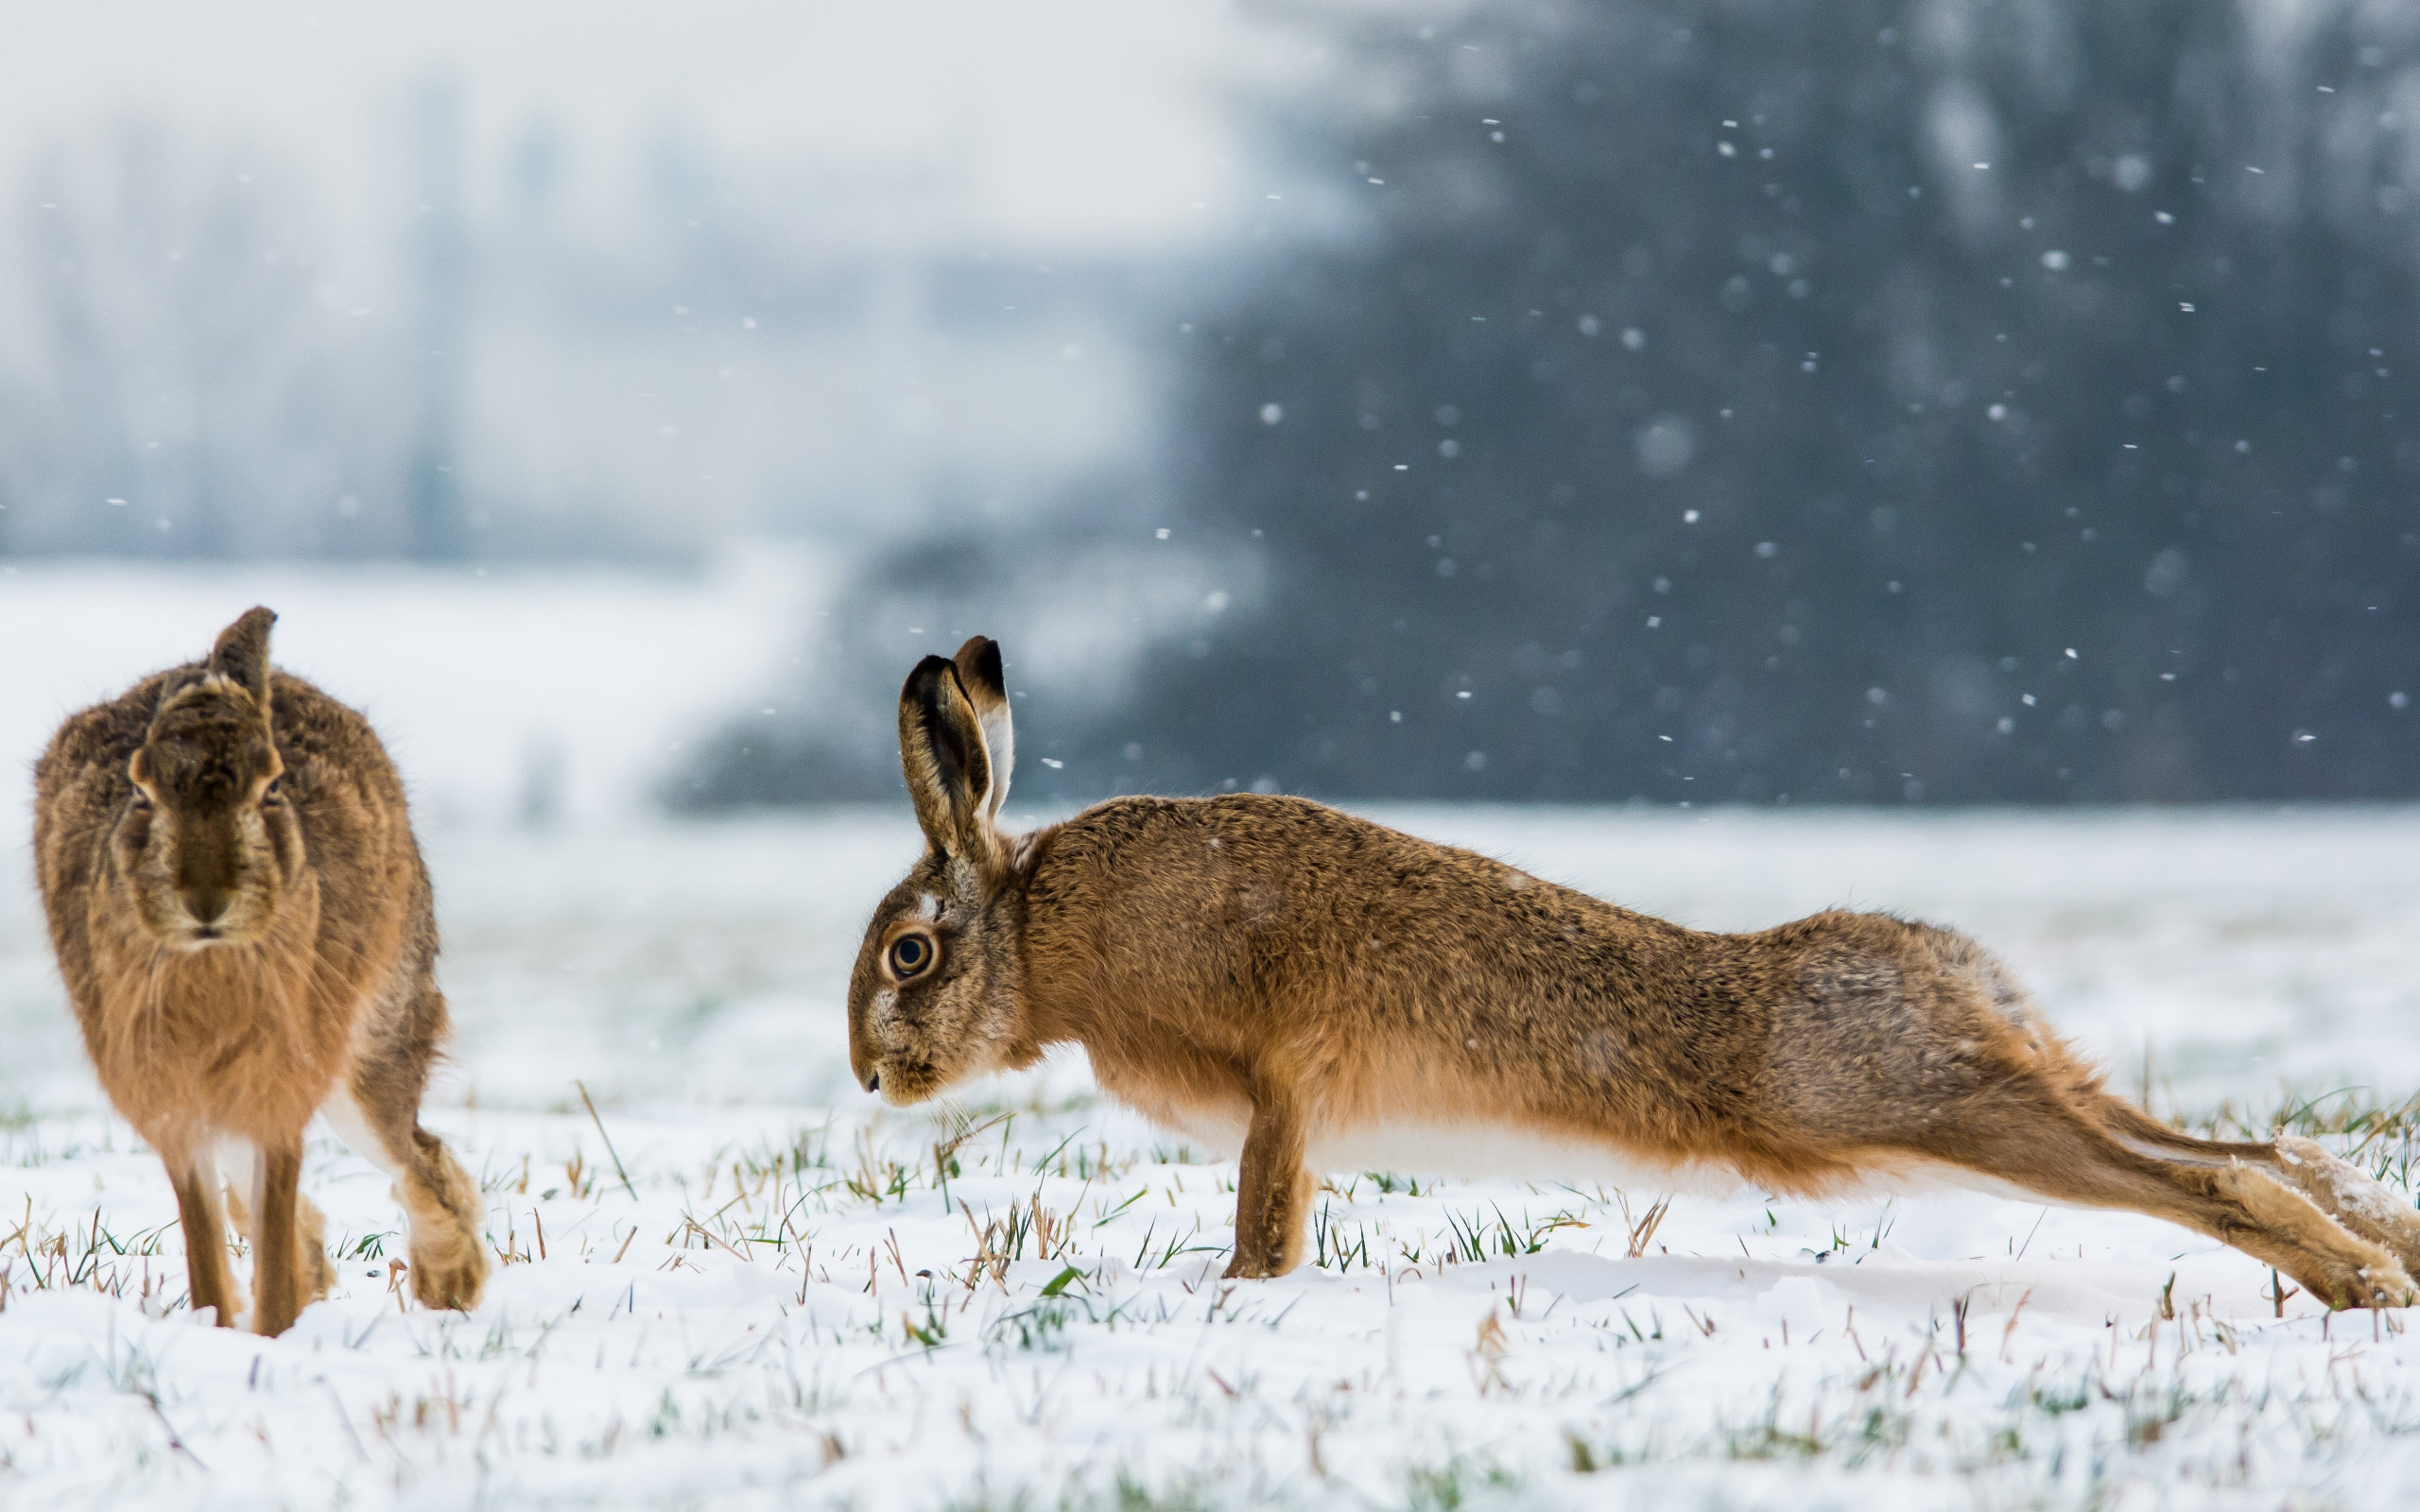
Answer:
[{"xmin": 0, "ymin": 1, "xmax": 1265, "ymax": 560}]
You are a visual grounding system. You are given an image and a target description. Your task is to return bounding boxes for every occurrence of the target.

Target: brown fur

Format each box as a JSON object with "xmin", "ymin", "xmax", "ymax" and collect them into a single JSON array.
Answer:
[
  {"xmin": 848, "ymin": 636, "xmax": 2420, "ymax": 1309},
  {"xmin": 33, "ymin": 608, "xmax": 490, "ymax": 1334}
]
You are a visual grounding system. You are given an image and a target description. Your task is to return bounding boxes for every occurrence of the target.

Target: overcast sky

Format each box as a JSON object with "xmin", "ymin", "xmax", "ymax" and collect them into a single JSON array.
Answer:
[{"xmin": 0, "ymin": 1, "xmax": 1261, "ymax": 253}]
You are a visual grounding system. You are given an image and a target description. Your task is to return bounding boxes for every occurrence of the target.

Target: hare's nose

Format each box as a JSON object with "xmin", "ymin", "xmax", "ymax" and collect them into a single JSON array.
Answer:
[
  {"xmin": 865, "ymin": 1073, "xmax": 881, "ymax": 1093},
  {"xmin": 184, "ymin": 887, "xmax": 232, "ymax": 926}
]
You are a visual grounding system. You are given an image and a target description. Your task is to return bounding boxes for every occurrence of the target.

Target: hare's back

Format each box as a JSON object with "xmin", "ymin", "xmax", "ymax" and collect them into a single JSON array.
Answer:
[
  {"xmin": 36, "ymin": 661, "xmax": 393, "ymax": 793},
  {"xmin": 37, "ymin": 668, "xmax": 179, "ymax": 797},
  {"xmin": 263, "ymin": 669, "xmax": 409, "ymax": 799},
  {"xmin": 260, "ymin": 669, "xmax": 427, "ymax": 910}
]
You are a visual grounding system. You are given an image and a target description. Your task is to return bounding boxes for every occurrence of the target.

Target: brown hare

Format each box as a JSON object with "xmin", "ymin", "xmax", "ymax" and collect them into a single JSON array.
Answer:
[
  {"xmin": 849, "ymin": 636, "xmax": 2420, "ymax": 1310},
  {"xmin": 33, "ymin": 608, "xmax": 489, "ymax": 1335}
]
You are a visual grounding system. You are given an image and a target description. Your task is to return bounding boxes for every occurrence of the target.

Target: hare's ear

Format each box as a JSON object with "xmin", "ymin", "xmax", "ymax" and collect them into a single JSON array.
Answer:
[
  {"xmin": 898, "ymin": 653, "xmax": 999, "ymax": 867},
  {"xmin": 207, "ymin": 607, "xmax": 277, "ymax": 702},
  {"xmin": 950, "ymin": 636, "xmax": 1012, "ymax": 821}
]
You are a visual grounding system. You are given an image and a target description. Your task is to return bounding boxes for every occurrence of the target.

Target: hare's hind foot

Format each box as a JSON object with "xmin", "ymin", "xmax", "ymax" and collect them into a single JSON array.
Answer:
[
  {"xmin": 2330, "ymin": 1258, "xmax": 2418, "ymax": 1311},
  {"xmin": 2207, "ymin": 1159, "xmax": 2417, "ymax": 1310},
  {"xmin": 406, "ymin": 1233, "xmax": 488, "ymax": 1311},
  {"xmin": 2269, "ymin": 1136, "xmax": 2420, "ymax": 1284},
  {"xmin": 400, "ymin": 1130, "xmax": 491, "ymax": 1311}
]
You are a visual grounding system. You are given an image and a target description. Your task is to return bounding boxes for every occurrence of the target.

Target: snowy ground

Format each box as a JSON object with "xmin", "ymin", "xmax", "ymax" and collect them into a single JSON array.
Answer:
[{"xmin": 7, "ymin": 800, "xmax": 2420, "ymax": 1510}]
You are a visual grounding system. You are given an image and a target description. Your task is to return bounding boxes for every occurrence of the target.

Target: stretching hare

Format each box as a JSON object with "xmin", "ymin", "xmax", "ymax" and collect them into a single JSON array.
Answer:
[
  {"xmin": 33, "ymin": 608, "xmax": 489, "ymax": 1335},
  {"xmin": 850, "ymin": 637, "xmax": 2420, "ymax": 1309}
]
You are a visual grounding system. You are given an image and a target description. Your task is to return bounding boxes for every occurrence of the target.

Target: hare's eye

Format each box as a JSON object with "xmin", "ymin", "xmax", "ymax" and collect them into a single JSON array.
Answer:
[
  {"xmin": 890, "ymin": 934, "xmax": 935, "ymax": 979},
  {"xmin": 263, "ymin": 777, "xmax": 284, "ymax": 803},
  {"xmin": 130, "ymin": 790, "xmax": 153, "ymax": 812}
]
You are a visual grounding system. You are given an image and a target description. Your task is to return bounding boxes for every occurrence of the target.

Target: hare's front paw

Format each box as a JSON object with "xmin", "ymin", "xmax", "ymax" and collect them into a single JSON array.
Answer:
[{"xmin": 1221, "ymin": 1234, "xmax": 1304, "ymax": 1280}]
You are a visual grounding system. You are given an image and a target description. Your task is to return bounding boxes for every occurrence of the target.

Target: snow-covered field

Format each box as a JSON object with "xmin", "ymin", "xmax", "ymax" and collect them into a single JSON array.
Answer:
[
  {"xmin": 7, "ymin": 804, "xmax": 2420, "ymax": 1510},
  {"xmin": 7, "ymin": 568, "xmax": 2420, "ymax": 1509}
]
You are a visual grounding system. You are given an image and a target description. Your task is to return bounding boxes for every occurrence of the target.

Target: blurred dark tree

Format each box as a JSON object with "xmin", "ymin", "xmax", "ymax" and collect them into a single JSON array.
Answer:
[{"xmin": 1090, "ymin": 0, "xmax": 2420, "ymax": 803}]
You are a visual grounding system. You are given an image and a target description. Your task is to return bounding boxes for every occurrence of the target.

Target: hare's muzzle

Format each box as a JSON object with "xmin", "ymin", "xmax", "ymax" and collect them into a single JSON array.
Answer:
[
  {"xmin": 182, "ymin": 885, "xmax": 233, "ymax": 933},
  {"xmin": 164, "ymin": 810, "xmax": 251, "ymax": 942}
]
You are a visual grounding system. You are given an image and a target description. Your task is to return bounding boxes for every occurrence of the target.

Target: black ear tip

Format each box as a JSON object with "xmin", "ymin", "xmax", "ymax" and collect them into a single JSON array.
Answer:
[
  {"xmin": 951, "ymin": 635, "xmax": 1006, "ymax": 697},
  {"xmin": 902, "ymin": 653, "xmax": 958, "ymax": 700}
]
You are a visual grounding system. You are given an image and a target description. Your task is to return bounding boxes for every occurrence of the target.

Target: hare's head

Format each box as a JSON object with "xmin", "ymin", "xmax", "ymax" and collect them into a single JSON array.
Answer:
[
  {"xmin": 848, "ymin": 636, "xmax": 1028, "ymax": 1105},
  {"xmin": 114, "ymin": 608, "xmax": 301, "ymax": 949}
]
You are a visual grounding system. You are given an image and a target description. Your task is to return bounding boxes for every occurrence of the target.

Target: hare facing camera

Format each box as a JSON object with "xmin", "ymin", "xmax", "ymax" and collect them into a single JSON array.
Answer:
[
  {"xmin": 34, "ymin": 609, "xmax": 489, "ymax": 1335},
  {"xmin": 849, "ymin": 636, "xmax": 2420, "ymax": 1309}
]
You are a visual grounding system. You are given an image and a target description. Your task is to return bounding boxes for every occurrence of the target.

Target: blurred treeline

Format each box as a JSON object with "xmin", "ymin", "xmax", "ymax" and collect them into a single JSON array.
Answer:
[{"xmin": 693, "ymin": 0, "xmax": 2420, "ymax": 806}]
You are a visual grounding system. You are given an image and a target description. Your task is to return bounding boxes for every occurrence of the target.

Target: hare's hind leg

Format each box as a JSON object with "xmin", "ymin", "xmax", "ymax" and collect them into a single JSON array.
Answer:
[
  {"xmin": 322, "ymin": 1087, "xmax": 489, "ymax": 1310},
  {"xmin": 164, "ymin": 1146, "xmax": 239, "ymax": 1328},
  {"xmin": 1916, "ymin": 1091, "xmax": 2413, "ymax": 1309},
  {"xmin": 321, "ymin": 992, "xmax": 490, "ymax": 1312},
  {"xmin": 2096, "ymin": 1102, "xmax": 2420, "ymax": 1281},
  {"xmin": 390, "ymin": 1123, "xmax": 490, "ymax": 1310}
]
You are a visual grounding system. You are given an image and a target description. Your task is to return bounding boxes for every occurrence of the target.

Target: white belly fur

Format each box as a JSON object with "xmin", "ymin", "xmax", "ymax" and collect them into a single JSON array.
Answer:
[
  {"xmin": 1149, "ymin": 1102, "xmax": 1250, "ymax": 1162},
  {"xmin": 213, "ymin": 1136, "xmax": 261, "ymax": 1207},
  {"xmin": 1119, "ymin": 1084, "xmax": 2029, "ymax": 1203},
  {"xmin": 319, "ymin": 1088, "xmax": 405, "ymax": 1181},
  {"xmin": 1134, "ymin": 1096, "xmax": 1744, "ymax": 1195},
  {"xmin": 1305, "ymin": 1119, "xmax": 1744, "ymax": 1195},
  {"xmin": 1130, "ymin": 1101, "xmax": 2042, "ymax": 1206}
]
